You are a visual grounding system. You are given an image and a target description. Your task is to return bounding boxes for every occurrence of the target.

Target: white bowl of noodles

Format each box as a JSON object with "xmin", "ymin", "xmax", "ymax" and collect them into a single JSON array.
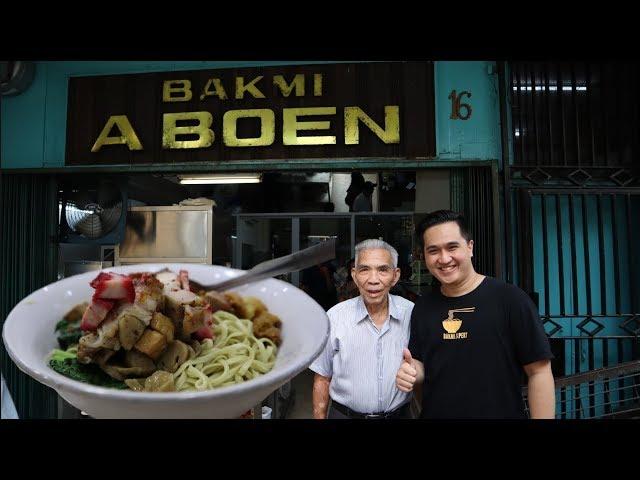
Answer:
[{"xmin": 2, "ymin": 264, "xmax": 330, "ymax": 419}]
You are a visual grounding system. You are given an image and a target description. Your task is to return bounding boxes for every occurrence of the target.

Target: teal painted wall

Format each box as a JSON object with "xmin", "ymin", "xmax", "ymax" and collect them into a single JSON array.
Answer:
[
  {"xmin": 434, "ymin": 61, "xmax": 501, "ymax": 161},
  {"xmin": 2, "ymin": 60, "xmax": 502, "ymax": 170}
]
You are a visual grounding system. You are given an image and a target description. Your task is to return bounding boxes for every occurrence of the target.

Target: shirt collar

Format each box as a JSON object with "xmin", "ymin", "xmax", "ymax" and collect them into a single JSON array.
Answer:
[{"xmin": 355, "ymin": 294, "xmax": 400, "ymax": 324}]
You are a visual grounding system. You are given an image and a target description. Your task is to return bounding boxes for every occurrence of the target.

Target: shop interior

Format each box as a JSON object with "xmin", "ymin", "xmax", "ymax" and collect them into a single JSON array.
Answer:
[{"xmin": 55, "ymin": 168, "xmax": 453, "ymax": 418}]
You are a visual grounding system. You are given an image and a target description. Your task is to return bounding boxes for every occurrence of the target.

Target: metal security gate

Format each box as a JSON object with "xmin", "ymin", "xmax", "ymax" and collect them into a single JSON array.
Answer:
[
  {"xmin": 499, "ymin": 61, "xmax": 640, "ymax": 418},
  {"xmin": 451, "ymin": 166, "xmax": 499, "ymax": 278},
  {"xmin": 515, "ymin": 188, "xmax": 640, "ymax": 418},
  {"xmin": 0, "ymin": 174, "xmax": 59, "ymax": 419}
]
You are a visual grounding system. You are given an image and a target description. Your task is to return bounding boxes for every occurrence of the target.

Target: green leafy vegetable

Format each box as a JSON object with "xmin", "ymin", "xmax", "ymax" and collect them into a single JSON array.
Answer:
[
  {"xmin": 55, "ymin": 319, "xmax": 82, "ymax": 350},
  {"xmin": 49, "ymin": 349, "xmax": 127, "ymax": 389}
]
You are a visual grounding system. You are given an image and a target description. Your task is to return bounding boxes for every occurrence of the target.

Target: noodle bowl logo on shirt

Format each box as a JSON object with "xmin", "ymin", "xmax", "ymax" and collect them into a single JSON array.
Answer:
[{"xmin": 442, "ymin": 307, "xmax": 475, "ymax": 340}]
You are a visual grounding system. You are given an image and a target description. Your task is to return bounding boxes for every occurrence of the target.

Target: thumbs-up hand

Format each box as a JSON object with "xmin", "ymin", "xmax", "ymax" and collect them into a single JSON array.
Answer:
[
  {"xmin": 396, "ymin": 348, "xmax": 418, "ymax": 392},
  {"xmin": 403, "ymin": 348, "xmax": 414, "ymax": 366}
]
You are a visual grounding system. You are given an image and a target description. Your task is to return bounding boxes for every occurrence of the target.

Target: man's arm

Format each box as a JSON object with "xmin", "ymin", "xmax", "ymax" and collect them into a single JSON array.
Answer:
[
  {"xmin": 312, "ymin": 373, "xmax": 332, "ymax": 419},
  {"xmin": 523, "ymin": 359, "xmax": 555, "ymax": 419}
]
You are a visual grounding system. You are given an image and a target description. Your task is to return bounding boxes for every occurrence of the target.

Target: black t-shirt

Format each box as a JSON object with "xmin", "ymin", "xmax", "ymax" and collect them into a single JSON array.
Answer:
[{"xmin": 408, "ymin": 276, "xmax": 553, "ymax": 419}]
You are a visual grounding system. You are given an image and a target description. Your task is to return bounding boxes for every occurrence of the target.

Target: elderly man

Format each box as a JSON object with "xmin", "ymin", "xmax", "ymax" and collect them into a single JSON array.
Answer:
[{"xmin": 310, "ymin": 239, "xmax": 414, "ymax": 419}]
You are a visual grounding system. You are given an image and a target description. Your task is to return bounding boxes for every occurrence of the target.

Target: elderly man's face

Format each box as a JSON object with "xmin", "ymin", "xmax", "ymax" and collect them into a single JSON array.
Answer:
[{"xmin": 351, "ymin": 248, "xmax": 400, "ymax": 307}]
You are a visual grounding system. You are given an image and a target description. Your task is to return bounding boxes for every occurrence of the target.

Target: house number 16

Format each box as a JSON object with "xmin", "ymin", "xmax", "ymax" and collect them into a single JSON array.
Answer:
[{"xmin": 448, "ymin": 90, "xmax": 472, "ymax": 120}]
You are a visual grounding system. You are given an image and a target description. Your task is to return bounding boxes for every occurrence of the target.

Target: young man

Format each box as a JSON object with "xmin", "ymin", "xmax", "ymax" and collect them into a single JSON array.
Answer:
[
  {"xmin": 396, "ymin": 210, "xmax": 555, "ymax": 419},
  {"xmin": 310, "ymin": 239, "xmax": 414, "ymax": 419}
]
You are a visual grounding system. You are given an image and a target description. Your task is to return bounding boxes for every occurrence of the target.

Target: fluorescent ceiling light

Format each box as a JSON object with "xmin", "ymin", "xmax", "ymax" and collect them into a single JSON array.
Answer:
[{"xmin": 179, "ymin": 174, "xmax": 262, "ymax": 185}]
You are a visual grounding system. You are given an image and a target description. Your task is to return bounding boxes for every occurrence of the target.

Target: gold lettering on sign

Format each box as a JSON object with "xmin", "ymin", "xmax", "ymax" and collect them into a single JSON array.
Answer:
[
  {"xmin": 282, "ymin": 107, "xmax": 336, "ymax": 145},
  {"xmin": 162, "ymin": 112, "xmax": 214, "ymax": 149},
  {"xmin": 200, "ymin": 78, "xmax": 228, "ymax": 101},
  {"xmin": 223, "ymin": 109, "xmax": 275, "ymax": 147},
  {"xmin": 344, "ymin": 106, "xmax": 400, "ymax": 145},
  {"xmin": 163, "ymin": 80, "xmax": 193, "ymax": 102},
  {"xmin": 313, "ymin": 74, "xmax": 323, "ymax": 96},
  {"xmin": 91, "ymin": 115, "xmax": 143, "ymax": 152},
  {"xmin": 235, "ymin": 76, "xmax": 265, "ymax": 99},
  {"xmin": 273, "ymin": 74, "xmax": 305, "ymax": 97}
]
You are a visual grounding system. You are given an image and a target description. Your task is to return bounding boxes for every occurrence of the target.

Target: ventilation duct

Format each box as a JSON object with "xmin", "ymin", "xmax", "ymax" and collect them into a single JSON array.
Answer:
[{"xmin": 0, "ymin": 61, "xmax": 35, "ymax": 96}]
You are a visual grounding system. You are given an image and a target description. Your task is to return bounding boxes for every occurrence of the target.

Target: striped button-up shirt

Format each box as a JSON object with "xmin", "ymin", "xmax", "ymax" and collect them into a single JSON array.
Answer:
[{"xmin": 309, "ymin": 294, "xmax": 414, "ymax": 414}]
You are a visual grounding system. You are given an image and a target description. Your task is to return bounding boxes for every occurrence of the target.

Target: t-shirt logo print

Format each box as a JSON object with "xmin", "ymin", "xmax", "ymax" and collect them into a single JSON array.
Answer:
[{"xmin": 442, "ymin": 307, "xmax": 475, "ymax": 340}]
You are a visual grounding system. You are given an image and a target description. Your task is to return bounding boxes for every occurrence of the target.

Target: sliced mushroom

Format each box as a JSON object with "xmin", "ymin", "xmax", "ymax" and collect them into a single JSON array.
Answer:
[
  {"xmin": 77, "ymin": 333, "xmax": 100, "ymax": 364},
  {"xmin": 77, "ymin": 332, "xmax": 120, "ymax": 364},
  {"xmin": 124, "ymin": 378, "xmax": 146, "ymax": 391},
  {"xmin": 118, "ymin": 314, "xmax": 146, "ymax": 350},
  {"xmin": 101, "ymin": 363, "xmax": 156, "ymax": 381},
  {"xmin": 156, "ymin": 340, "xmax": 190, "ymax": 373},
  {"xmin": 94, "ymin": 349, "xmax": 117, "ymax": 366},
  {"xmin": 144, "ymin": 370, "xmax": 176, "ymax": 392},
  {"xmin": 124, "ymin": 350, "xmax": 156, "ymax": 375}
]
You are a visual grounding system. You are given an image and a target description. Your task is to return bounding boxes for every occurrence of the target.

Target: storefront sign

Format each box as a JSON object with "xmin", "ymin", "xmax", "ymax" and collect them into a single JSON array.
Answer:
[{"xmin": 66, "ymin": 62, "xmax": 435, "ymax": 165}]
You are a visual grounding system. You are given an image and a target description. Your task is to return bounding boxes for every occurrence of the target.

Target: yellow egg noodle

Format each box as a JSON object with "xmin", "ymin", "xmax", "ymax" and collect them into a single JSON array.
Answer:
[{"xmin": 173, "ymin": 310, "xmax": 278, "ymax": 391}]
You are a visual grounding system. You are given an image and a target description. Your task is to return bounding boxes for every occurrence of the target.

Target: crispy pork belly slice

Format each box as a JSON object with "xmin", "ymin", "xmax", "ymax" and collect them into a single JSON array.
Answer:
[
  {"xmin": 163, "ymin": 289, "xmax": 198, "ymax": 322},
  {"xmin": 90, "ymin": 272, "xmax": 135, "ymax": 303},
  {"xmin": 155, "ymin": 271, "xmax": 182, "ymax": 294},
  {"xmin": 183, "ymin": 305, "xmax": 208, "ymax": 336},
  {"xmin": 178, "ymin": 269, "xmax": 190, "ymax": 291},
  {"xmin": 132, "ymin": 273, "xmax": 165, "ymax": 313},
  {"xmin": 99, "ymin": 314, "xmax": 120, "ymax": 339},
  {"xmin": 115, "ymin": 303, "xmax": 153, "ymax": 327},
  {"xmin": 193, "ymin": 307, "xmax": 214, "ymax": 340},
  {"xmin": 155, "ymin": 270, "xmax": 178, "ymax": 284},
  {"xmin": 80, "ymin": 297, "xmax": 115, "ymax": 331},
  {"xmin": 204, "ymin": 290, "xmax": 233, "ymax": 313}
]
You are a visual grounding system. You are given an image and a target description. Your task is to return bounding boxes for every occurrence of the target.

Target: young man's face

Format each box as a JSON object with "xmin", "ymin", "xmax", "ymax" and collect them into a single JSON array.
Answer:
[
  {"xmin": 422, "ymin": 221, "xmax": 475, "ymax": 287},
  {"xmin": 351, "ymin": 248, "xmax": 400, "ymax": 307}
]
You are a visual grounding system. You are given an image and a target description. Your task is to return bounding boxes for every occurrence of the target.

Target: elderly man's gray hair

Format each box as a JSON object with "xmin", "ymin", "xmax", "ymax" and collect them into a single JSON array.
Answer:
[{"xmin": 354, "ymin": 239, "xmax": 399, "ymax": 268}]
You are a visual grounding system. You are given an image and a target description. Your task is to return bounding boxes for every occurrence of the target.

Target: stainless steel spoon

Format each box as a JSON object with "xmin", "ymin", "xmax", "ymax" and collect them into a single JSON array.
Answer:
[{"xmin": 194, "ymin": 237, "xmax": 336, "ymax": 292}]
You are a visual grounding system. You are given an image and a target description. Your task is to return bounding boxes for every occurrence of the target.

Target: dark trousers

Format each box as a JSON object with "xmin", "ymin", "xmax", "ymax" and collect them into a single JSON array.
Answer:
[{"xmin": 328, "ymin": 400, "xmax": 412, "ymax": 419}]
